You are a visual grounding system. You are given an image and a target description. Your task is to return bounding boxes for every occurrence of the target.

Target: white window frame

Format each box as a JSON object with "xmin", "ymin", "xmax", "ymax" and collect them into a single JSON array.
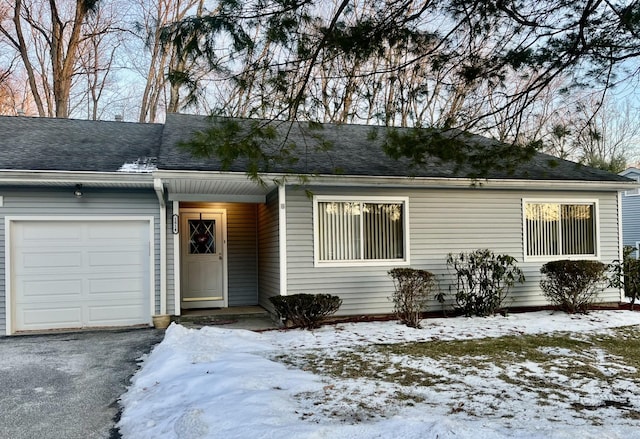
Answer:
[
  {"xmin": 522, "ymin": 198, "xmax": 600, "ymax": 262},
  {"xmin": 313, "ymin": 195, "xmax": 410, "ymax": 267}
]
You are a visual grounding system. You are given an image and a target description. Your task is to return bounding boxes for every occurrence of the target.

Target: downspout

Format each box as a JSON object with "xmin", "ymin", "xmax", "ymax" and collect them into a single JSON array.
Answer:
[{"xmin": 154, "ymin": 178, "xmax": 167, "ymax": 315}]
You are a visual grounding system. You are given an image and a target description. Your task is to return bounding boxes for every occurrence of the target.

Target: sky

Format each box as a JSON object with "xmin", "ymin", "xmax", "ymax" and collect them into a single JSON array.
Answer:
[{"xmin": 118, "ymin": 310, "xmax": 640, "ymax": 439}]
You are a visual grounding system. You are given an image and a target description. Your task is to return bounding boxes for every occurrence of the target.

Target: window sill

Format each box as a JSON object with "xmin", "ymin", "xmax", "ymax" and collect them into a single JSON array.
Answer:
[
  {"xmin": 314, "ymin": 259, "xmax": 410, "ymax": 268},
  {"xmin": 523, "ymin": 254, "xmax": 600, "ymax": 263}
]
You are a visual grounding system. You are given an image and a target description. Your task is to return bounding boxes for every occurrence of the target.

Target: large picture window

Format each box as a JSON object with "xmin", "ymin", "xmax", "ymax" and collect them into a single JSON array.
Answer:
[
  {"xmin": 524, "ymin": 201, "xmax": 597, "ymax": 258},
  {"xmin": 315, "ymin": 198, "xmax": 408, "ymax": 264}
]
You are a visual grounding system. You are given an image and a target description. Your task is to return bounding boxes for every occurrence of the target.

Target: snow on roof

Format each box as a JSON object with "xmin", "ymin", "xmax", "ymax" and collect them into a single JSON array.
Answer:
[{"xmin": 118, "ymin": 157, "xmax": 158, "ymax": 173}]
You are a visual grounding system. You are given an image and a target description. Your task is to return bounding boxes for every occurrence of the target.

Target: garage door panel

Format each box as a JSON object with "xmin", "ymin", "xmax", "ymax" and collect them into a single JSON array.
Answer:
[
  {"xmin": 11, "ymin": 220, "xmax": 151, "ymax": 332},
  {"xmin": 17, "ymin": 222, "xmax": 82, "ymax": 242},
  {"xmin": 18, "ymin": 279, "xmax": 83, "ymax": 301},
  {"xmin": 88, "ymin": 304, "xmax": 147, "ymax": 325},
  {"xmin": 88, "ymin": 250, "xmax": 145, "ymax": 268},
  {"xmin": 18, "ymin": 251, "xmax": 83, "ymax": 271},
  {"xmin": 88, "ymin": 223, "xmax": 145, "ymax": 239},
  {"xmin": 16, "ymin": 306, "xmax": 83, "ymax": 329},
  {"xmin": 88, "ymin": 277, "xmax": 144, "ymax": 295}
]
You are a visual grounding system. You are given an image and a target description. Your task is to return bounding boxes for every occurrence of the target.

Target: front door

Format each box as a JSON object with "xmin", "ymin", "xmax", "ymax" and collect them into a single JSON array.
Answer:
[{"xmin": 180, "ymin": 211, "xmax": 227, "ymax": 308}]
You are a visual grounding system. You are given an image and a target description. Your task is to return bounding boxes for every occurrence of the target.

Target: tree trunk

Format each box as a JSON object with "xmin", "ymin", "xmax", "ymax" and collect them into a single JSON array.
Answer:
[
  {"xmin": 11, "ymin": 0, "xmax": 45, "ymax": 116},
  {"xmin": 49, "ymin": 0, "xmax": 90, "ymax": 118}
]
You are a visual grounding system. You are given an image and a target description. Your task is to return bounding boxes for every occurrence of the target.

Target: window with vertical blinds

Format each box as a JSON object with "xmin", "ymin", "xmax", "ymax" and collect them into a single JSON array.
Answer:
[
  {"xmin": 316, "ymin": 200, "xmax": 406, "ymax": 262},
  {"xmin": 525, "ymin": 201, "xmax": 596, "ymax": 257}
]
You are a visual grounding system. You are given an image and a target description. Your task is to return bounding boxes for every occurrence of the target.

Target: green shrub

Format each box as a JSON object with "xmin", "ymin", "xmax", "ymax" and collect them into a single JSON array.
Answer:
[
  {"xmin": 269, "ymin": 293, "xmax": 342, "ymax": 329},
  {"xmin": 446, "ymin": 249, "xmax": 525, "ymax": 317},
  {"xmin": 388, "ymin": 268, "xmax": 438, "ymax": 328},
  {"xmin": 540, "ymin": 260, "xmax": 607, "ymax": 313},
  {"xmin": 609, "ymin": 246, "xmax": 640, "ymax": 310}
]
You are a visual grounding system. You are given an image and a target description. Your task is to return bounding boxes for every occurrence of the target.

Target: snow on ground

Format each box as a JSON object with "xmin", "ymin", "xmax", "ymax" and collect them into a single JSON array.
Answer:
[{"xmin": 118, "ymin": 311, "xmax": 640, "ymax": 439}]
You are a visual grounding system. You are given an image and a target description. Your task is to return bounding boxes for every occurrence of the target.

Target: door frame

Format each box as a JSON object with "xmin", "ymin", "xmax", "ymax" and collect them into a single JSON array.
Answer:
[
  {"xmin": 4, "ymin": 216, "xmax": 155, "ymax": 335},
  {"xmin": 178, "ymin": 207, "xmax": 229, "ymax": 309}
]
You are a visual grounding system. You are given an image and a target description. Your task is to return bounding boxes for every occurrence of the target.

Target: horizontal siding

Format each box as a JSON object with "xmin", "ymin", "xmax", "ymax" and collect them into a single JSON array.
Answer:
[
  {"xmin": 226, "ymin": 203, "xmax": 258, "ymax": 306},
  {"xmin": 258, "ymin": 190, "xmax": 280, "ymax": 312},
  {"xmin": 0, "ymin": 187, "xmax": 161, "ymax": 334},
  {"xmin": 621, "ymin": 194, "xmax": 640, "ymax": 248},
  {"xmin": 286, "ymin": 186, "xmax": 622, "ymax": 316}
]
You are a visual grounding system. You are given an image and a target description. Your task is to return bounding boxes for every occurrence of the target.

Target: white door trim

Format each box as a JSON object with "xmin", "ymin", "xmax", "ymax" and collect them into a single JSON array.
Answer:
[
  {"xmin": 178, "ymin": 207, "xmax": 228, "ymax": 308},
  {"xmin": 172, "ymin": 201, "xmax": 181, "ymax": 315},
  {"xmin": 4, "ymin": 215, "xmax": 155, "ymax": 335},
  {"xmin": 278, "ymin": 185, "xmax": 287, "ymax": 296}
]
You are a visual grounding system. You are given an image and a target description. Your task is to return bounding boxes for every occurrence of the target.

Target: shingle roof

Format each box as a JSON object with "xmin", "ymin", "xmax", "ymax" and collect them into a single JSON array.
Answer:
[
  {"xmin": 159, "ymin": 113, "xmax": 631, "ymax": 182},
  {"xmin": 0, "ymin": 116, "xmax": 163, "ymax": 172},
  {"xmin": 0, "ymin": 113, "xmax": 631, "ymax": 183}
]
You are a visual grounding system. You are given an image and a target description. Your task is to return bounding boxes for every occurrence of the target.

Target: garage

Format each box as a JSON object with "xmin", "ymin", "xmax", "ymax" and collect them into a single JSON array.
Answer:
[{"xmin": 9, "ymin": 219, "xmax": 152, "ymax": 333}]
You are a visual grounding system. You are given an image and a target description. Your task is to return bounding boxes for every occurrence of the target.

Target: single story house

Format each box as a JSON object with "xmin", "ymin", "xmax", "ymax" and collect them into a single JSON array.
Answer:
[{"xmin": 0, "ymin": 114, "xmax": 635, "ymax": 335}]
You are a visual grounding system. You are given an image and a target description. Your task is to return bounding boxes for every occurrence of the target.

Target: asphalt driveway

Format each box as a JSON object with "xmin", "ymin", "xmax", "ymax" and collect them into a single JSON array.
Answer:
[{"xmin": 0, "ymin": 328, "xmax": 164, "ymax": 439}]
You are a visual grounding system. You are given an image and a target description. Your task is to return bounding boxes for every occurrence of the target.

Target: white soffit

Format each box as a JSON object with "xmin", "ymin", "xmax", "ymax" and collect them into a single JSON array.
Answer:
[{"xmin": 158, "ymin": 172, "xmax": 276, "ymax": 203}]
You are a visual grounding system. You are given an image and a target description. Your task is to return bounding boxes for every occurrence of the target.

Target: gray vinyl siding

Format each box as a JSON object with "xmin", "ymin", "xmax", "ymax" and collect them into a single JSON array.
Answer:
[
  {"xmin": 257, "ymin": 189, "xmax": 280, "ymax": 312},
  {"xmin": 0, "ymin": 187, "xmax": 161, "ymax": 333},
  {"xmin": 226, "ymin": 203, "xmax": 259, "ymax": 306},
  {"xmin": 286, "ymin": 186, "xmax": 622, "ymax": 316},
  {"xmin": 621, "ymin": 192, "xmax": 640, "ymax": 249}
]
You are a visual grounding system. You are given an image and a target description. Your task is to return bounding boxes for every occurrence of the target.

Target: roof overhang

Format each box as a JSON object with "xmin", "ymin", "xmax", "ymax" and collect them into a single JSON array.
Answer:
[
  {"xmin": 301, "ymin": 174, "xmax": 638, "ymax": 191},
  {"xmin": 1, "ymin": 169, "xmax": 634, "ymax": 196},
  {"xmin": 154, "ymin": 170, "xmax": 637, "ymax": 201},
  {"xmin": 0, "ymin": 170, "xmax": 154, "ymax": 188},
  {"xmin": 154, "ymin": 170, "xmax": 277, "ymax": 203}
]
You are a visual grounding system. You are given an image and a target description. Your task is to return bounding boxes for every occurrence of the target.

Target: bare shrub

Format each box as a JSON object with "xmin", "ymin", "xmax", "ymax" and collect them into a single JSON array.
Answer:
[{"xmin": 389, "ymin": 268, "xmax": 437, "ymax": 328}]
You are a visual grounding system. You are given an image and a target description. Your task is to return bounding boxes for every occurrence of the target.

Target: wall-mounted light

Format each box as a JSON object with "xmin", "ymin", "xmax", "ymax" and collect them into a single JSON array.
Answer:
[{"xmin": 74, "ymin": 184, "xmax": 83, "ymax": 198}]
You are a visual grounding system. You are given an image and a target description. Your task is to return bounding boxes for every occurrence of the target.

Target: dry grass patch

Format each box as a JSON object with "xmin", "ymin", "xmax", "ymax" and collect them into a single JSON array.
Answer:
[{"xmin": 275, "ymin": 325, "xmax": 640, "ymax": 423}]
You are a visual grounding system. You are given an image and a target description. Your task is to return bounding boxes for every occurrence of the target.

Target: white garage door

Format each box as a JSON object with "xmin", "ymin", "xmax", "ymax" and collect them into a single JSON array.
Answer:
[{"xmin": 11, "ymin": 220, "xmax": 151, "ymax": 332}]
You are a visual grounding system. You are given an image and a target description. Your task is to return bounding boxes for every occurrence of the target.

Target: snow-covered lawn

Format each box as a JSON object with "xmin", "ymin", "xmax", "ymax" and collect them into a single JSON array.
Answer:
[{"xmin": 118, "ymin": 311, "xmax": 640, "ymax": 439}]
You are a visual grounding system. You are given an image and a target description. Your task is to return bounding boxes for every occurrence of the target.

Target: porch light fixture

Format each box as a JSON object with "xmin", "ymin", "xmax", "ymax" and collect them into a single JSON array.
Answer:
[{"xmin": 74, "ymin": 184, "xmax": 83, "ymax": 198}]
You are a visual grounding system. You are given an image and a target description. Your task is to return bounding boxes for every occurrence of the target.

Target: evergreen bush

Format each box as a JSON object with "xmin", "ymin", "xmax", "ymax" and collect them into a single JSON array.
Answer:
[
  {"xmin": 446, "ymin": 249, "xmax": 525, "ymax": 316},
  {"xmin": 540, "ymin": 260, "xmax": 607, "ymax": 313},
  {"xmin": 609, "ymin": 246, "xmax": 640, "ymax": 310},
  {"xmin": 269, "ymin": 293, "xmax": 342, "ymax": 329}
]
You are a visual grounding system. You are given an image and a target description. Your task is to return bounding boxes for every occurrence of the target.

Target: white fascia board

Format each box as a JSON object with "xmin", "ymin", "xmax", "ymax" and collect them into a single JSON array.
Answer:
[
  {"xmin": 0, "ymin": 170, "xmax": 154, "ymax": 186},
  {"xmin": 300, "ymin": 174, "xmax": 638, "ymax": 191},
  {"xmin": 153, "ymin": 170, "xmax": 635, "ymax": 191}
]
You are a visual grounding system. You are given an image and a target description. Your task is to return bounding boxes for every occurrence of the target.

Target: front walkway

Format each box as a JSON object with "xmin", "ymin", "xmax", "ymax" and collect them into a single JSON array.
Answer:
[{"xmin": 173, "ymin": 306, "xmax": 279, "ymax": 331}]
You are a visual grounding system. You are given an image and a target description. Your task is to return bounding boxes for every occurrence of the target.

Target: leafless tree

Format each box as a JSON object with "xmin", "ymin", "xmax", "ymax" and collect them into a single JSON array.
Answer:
[
  {"xmin": 0, "ymin": 0, "xmax": 126, "ymax": 118},
  {"xmin": 132, "ymin": 0, "xmax": 206, "ymax": 123}
]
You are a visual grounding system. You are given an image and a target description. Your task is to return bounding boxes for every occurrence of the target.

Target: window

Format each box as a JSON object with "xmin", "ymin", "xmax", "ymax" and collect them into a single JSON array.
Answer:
[
  {"xmin": 524, "ymin": 201, "xmax": 597, "ymax": 258},
  {"xmin": 314, "ymin": 197, "xmax": 408, "ymax": 264},
  {"xmin": 188, "ymin": 219, "xmax": 216, "ymax": 254}
]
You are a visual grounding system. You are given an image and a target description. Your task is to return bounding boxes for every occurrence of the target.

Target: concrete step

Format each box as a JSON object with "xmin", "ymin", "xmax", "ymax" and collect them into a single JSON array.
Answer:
[{"xmin": 171, "ymin": 307, "xmax": 278, "ymax": 331}]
